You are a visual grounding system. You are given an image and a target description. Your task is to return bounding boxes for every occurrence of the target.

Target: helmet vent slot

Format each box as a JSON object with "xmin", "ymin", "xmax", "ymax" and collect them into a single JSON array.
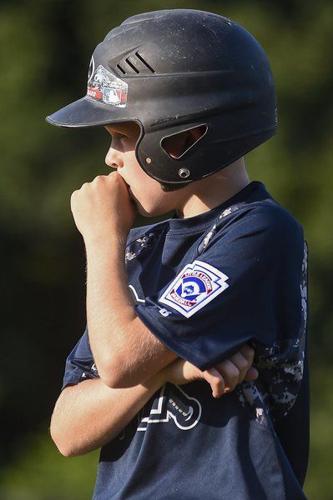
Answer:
[
  {"xmin": 135, "ymin": 52, "xmax": 155, "ymax": 73},
  {"xmin": 116, "ymin": 63, "xmax": 126, "ymax": 74},
  {"xmin": 125, "ymin": 58, "xmax": 140, "ymax": 73},
  {"xmin": 116, "ymin": 53, "xmax": 155, "ymax": 76}
]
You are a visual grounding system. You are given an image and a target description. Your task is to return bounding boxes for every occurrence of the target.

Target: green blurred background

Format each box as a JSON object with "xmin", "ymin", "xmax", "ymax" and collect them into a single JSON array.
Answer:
[{"xmin": 0, "ymin": 0, "xmax": 332, "ymax": 498}]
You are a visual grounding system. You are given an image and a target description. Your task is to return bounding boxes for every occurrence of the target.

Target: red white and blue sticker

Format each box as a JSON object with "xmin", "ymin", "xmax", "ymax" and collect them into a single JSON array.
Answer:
[
  {"xmin": 86, "ymin": 56, "xmax": 128, "ymax": 107},
  {"xmin": 159, "ymin": 260, "xmax": 229, "ymax": 318}
]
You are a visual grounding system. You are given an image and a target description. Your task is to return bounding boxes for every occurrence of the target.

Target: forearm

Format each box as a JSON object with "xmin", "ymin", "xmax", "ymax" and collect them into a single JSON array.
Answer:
[
  {"xmin": 85, "ymin": 237, "xmax": 135, "ymax": 373},
  {"xmin": 85, "ymin": 238, "xmax": 176, "ymax": 387},
  {"xmin": 50, "ymin": 371, "xmax": 165, "ymax": 457}
]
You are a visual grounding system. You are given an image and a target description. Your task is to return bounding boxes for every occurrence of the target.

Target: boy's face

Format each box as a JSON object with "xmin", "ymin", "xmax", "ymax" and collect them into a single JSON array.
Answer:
[{"xmin": 104, "ymin": 122, "xmax": 190, "ymax": 217}]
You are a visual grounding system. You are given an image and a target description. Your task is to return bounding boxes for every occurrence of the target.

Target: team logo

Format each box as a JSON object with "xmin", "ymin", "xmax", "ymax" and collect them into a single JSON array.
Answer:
[
  {"xmin": 86, "ymin": 57, "xmax": 128, "ymax": 107},
  {"xmin": 137, "ymin": 384, "xmax": 202, "ymax": 431},
  {"xmin": 159, "ymin": 260, "xmax": 229, "ymax": 318}
]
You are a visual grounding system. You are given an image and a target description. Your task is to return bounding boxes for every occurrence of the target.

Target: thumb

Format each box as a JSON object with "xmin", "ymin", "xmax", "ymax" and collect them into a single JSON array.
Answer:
[
  {"xmin": 244, "ymin": 366, "xmax": 259, "ymax": 381},
  {"xmin": 204, "ymin": 368, "xmax": 225, "ymax": 398}
]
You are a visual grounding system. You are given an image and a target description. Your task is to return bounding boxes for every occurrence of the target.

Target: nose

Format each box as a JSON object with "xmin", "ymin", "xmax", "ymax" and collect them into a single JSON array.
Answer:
[{"xmin": 105, "ymin": 144, "xmax": 124, "ymax": 170}]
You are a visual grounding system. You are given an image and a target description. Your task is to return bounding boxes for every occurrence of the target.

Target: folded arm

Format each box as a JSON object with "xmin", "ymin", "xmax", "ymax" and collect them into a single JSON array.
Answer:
[
  {"xmin": 72, "ymin": 173, "xmax": 258, "ymax": 388},
  {"xmin": 51, "ymin": 347, "xmax": 257, "ymax": 456},
  {"xmin": 50, "ymin": 372, "xmax": 165, "ymax": 457},
  {"xmin": 85, "ymin": 237, "xmax": 179, "ymax": 387}
]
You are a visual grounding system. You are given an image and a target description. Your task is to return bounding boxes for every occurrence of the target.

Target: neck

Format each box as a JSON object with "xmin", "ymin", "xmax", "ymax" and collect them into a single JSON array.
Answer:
[{"xmin": 177, "ymin": 159, "xmax": 250, "ymax": 219}]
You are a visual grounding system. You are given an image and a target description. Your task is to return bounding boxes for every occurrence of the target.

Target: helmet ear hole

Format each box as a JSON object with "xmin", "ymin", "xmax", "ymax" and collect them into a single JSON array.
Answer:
[{"xmin": 161, "ymin": 125, "xmax": 207, "ymax": 159}]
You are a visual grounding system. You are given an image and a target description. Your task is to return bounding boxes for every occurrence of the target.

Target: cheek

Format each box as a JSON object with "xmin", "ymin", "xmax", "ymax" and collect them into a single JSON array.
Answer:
[
  {"xmin": 136, "ymin": 176, "xmax": 163, "ymax": 203},
  {"xmin": 130, "ymin": 175, "xmax": 169, "ymax": 214},
  {"xmin": 120, "ymin": 154, "xmax": 182, "ymax": 215}
]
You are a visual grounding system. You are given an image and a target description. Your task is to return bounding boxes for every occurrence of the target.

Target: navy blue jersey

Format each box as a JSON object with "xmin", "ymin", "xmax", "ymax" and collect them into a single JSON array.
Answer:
[{"xmin": 62, "ymin": 181, "xmax": 309, "ymax": 500}]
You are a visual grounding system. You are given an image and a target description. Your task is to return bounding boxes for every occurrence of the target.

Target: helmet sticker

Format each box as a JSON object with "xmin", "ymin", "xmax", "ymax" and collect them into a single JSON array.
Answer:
[
  {"xmin": 87, "ymin": 58, "xmax": 128, "ymax": 107},
  {"xmin": 87, "ymin": 56, "xmax": 95, "ymax": 85},
  {"xmin": 159, "ymin": 260, "xmax": 229, "ymax": 318}
]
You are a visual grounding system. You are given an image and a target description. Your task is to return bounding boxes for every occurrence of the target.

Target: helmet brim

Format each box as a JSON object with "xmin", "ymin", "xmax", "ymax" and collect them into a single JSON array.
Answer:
[{"xmin": 46, "ymin": 95, "xmax": 128, "ymax": 128}]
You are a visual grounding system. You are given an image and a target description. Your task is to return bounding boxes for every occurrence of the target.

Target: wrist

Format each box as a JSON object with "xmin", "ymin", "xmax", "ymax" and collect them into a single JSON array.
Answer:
[
  {"xmin": 153, "ymin": 369, "xmax": 168, "ymax": 388},
  {"xmin": 84, "ymin": 233, "xmax": 127, "ymax": 255},
  {"xmin": 156, "ymin": 364, "xmax": 171, "ymax": 386}
]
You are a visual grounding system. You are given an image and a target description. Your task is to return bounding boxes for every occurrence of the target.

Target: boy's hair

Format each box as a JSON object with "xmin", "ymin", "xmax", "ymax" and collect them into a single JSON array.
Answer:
[{"xmin": 46, "ymin": 9, "xmax": 277, "ymax": 190}]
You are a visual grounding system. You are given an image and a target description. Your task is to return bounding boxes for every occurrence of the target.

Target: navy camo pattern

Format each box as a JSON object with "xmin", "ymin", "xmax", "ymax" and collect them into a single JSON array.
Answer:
[{"xmin": 237, "ymin": 242, "xmax": 308, "ymax": 425}]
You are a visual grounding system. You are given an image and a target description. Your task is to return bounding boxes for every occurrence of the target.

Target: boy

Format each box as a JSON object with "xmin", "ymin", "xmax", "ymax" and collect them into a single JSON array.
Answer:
[{"xmin": 47, "ymin": 9, "xmax": 309, "ymax": 499}]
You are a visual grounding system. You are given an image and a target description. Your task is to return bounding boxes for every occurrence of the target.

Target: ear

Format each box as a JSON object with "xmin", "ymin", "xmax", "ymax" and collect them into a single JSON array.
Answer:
[{"xmin": 161, "ymin": 125, "xmax": 207, "ymax": 159}]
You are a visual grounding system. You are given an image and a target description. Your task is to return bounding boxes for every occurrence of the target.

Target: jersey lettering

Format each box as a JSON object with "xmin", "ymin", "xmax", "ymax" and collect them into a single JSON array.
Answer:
[{"xmin": 137, "ymin": 383, "xmax": 202, "ymax": 431}]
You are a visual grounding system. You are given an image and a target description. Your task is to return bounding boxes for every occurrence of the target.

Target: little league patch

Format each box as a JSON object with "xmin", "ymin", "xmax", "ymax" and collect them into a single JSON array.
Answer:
[{"xmin": 159, "ymin": 260, "xmax": 229, "ymax": 318}]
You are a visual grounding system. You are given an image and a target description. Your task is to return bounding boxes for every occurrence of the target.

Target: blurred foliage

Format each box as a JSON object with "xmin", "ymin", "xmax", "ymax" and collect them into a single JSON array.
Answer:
[
  {"xmin": 1, "ymin": 0, "xmax": 332, "ymax": 497},
  {"xmin": 0, "ymin": 432, "xmax": 98, "ymax": 500}
]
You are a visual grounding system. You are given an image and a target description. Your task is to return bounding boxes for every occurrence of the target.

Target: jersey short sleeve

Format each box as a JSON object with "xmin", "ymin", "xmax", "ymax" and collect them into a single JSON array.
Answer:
[
  {"xmin": 62, "ymin": 328, "xmax": 98, "ymax": 390},
  {"xmin": 135, "ymin": 205, "xmax": 304, "ymax": 371}
]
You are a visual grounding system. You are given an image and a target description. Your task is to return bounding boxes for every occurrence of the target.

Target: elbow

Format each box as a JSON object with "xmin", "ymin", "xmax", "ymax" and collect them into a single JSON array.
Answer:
[
  {"xmin": 50, "ymin": 428, "xmax": 71, "ymax": 457},
  {"xmin": 100, "ymin": 371, "xmax": 134, "ymax": 389},
  {"xmin": 55, "ymin": 443, "xmax": 76, "ymax": 458},
  {"xmin": 50, "ymin": 428, "xmax": 83, "ymax": 458},
  {"xmin": 50, "ymin": 415, "xmax": 84, "ymax": 458},
  {"xmin": 98, "ymin": 358, "xmax": 140, "ymax": 389}
]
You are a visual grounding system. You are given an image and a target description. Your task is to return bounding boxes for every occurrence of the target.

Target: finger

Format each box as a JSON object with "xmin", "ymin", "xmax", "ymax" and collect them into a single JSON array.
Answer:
[
  {"xmin": 182, "ymin": 360, "xmax": 202, "ymax": 381},
  {"xmin": 244, "ymin": 367, "xmax": 259, "ymax": 381},
  {"xmin": 239, "ymin": 344, "xmax": 255, "ymax": 364},
  {"xmin": 93, "ymin": 175, "xmax": 103, "ymax": 182},
  {"xmin": 214, "ymin": 360, "xmax": 240, "ymax": 392},
  {"xmin": 203, "ymin": 368, "xmax": 225, "ymax": 398},
  {"xmin": 229, "ymin": 351, "xmax": 251, "ymax": 384},
  {"xmin": 239, "ymin": 344, "xmax": 258, "ymax": 381}
]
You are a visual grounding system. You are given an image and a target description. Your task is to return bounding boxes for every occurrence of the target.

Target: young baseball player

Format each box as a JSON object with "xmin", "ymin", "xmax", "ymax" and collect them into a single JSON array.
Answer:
[{"xmin": 47, "ymin": 9, "xmax": 309, "ymax": 500}]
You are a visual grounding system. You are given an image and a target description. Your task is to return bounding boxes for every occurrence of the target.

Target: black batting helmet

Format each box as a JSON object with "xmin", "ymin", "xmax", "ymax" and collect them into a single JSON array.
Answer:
[{"xmin": 46, "ymin": 9, "xmax": 277, "ymax": 189}]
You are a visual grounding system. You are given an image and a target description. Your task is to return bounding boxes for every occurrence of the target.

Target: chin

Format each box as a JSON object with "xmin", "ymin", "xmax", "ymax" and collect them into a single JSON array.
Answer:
[{"xmin": 136, "ymin": 201, "xmax": 170, "ymax": 218}]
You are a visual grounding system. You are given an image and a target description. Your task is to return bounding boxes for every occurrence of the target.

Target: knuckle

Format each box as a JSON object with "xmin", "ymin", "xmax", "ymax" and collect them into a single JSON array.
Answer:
[
  {"xmin": 203, "ymin": 370, "xmax": 214, "ymax": 383},
  {"xmin": 213, "ymin": 380, "xmax": 223, "ymax": 397},
  {"xmin": 241, "ymin": 344, "xmax": 255, "ymax": 361},
  {"xmin": 236, "ymin": 357, "xmax": 249, "ymax": 372},
  {"xmin": 228, "ymin": 363, "xmax": 240, "ymax": 380},
  {"xmin": 225, "ymin": 365, "xmax": 240, "ymax": 389},
  {"xmin": 205, "ymin": 370, "xmax": 225, "ymax": 393}
]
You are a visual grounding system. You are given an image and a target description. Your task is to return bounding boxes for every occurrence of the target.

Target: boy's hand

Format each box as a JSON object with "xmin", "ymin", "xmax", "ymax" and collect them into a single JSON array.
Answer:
[
  {"xmin": 70, "ymin": 172, "xmax": 136, "ymax": 244},
  {"xmin": 161, "ymin": 344, "xmax": 258, "ymax": 398}
]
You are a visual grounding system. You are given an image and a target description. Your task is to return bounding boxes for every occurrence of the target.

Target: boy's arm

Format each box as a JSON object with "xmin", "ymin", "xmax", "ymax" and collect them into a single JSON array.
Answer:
[
  {"xmin": 70, "ymin": 173, "xmax": 255, "ymax": 388},
  {"xmin": 70, "ymin": 173, "xmax": 187, "ymax": 388},
  {"xmin": 85, "ymin": 236, "xmax": 178, "ymax": 387},
  {"xmin": 50, "ymin": 372, "xmax": 165, "ymax": 457},
  {"xmin": 85, "ymin": 238, "xmax": 258, "ymax": 389},
  {"xmin": 51, "ymin": 351, "xmax": 257, "ymax": 457}
]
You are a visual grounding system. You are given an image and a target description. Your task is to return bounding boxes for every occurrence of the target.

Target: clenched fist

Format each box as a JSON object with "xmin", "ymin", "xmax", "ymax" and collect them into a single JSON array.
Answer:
[{"xmin": 70, "ymin": 172, "xmax": 136, "ymax": 244}]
